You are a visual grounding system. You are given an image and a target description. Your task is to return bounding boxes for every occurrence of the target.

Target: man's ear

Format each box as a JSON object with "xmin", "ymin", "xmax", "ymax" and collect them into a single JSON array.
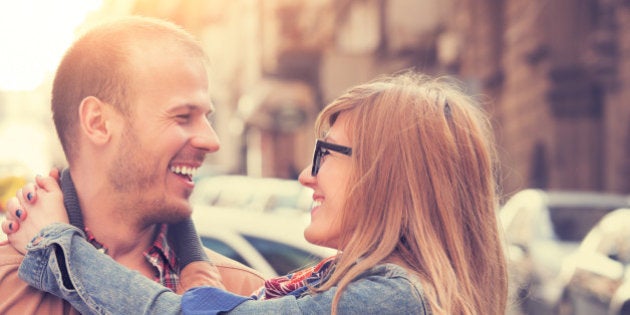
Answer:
[{"xmin": 78, "ymin": 96, "xmax": 116, "ymax": 145}]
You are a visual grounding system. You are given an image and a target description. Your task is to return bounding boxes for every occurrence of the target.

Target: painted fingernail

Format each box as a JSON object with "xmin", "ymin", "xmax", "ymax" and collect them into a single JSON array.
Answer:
[
  {"xmin": 16, "ymin": 209, "xmax": 22, "ymax": 218},
  {"xmin": 27, "ymin": 192, "xmax": 33, "ymax": 201}
]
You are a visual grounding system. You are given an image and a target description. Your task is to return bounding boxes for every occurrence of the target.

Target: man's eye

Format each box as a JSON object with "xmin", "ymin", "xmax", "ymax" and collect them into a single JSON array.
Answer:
[{"xmin": 175, "ymin": 114, "xmax": 191, "ymax": 122}]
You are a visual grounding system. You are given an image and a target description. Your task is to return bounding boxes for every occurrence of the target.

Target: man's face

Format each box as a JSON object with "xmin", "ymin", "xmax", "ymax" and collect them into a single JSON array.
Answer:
[{"xmin": 108, "ymin": 47, "xmax": 219, "ymax": 225}]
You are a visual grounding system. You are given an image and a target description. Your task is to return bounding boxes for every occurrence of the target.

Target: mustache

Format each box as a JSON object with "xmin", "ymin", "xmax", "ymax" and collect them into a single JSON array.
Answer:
[{"xmin": 173, "ymin": 150, "xmax": 207, "ymax": 165}]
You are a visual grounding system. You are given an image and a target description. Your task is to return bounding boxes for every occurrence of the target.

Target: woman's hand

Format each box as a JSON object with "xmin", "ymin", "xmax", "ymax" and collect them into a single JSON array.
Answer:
[{"xmin": 1, "ymin": 171, "xmax": 68, "ymax": 254}]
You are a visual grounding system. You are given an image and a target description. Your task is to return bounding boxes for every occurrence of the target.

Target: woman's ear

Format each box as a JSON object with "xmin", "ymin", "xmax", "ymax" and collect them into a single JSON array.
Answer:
[{"xmin": 78, "ymin": 96, "xmax": 115, "ymax": 145}]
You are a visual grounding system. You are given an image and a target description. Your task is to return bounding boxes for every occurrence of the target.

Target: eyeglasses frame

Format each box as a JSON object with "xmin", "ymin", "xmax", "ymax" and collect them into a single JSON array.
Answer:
[{"xmin": 311, "ymin": 139, "xmax": 352, "ymax": 176}]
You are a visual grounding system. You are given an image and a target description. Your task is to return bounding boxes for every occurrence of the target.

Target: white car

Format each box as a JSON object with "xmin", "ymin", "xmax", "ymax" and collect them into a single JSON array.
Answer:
[
  {"xmin": 191, "ymin": 204, "xmax": 336, "ymax": 278},
  {"xmin": 191, "ymin": 175, "xmax": 313, "ymax": 213},
  {"xmin": 501, "ymin": 189, "xmax": 630, "ymax": 315},
  {"xmin": 556, "ymin": 208, "xmax": 630, "ymax": 315}
]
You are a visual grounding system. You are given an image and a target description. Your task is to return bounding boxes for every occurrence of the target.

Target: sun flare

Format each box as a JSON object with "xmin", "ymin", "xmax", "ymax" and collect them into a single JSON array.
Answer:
[{"xmin": 0, "ymin": 0, "xmax": 102, "ymax": 91}]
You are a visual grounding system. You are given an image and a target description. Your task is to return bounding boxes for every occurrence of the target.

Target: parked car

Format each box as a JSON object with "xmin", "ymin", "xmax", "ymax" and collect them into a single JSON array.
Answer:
[
  {"xmin": 191, "ymin": 204, "xmax": 336, "ymax": 278},
  {"xmin": 555, "ymin": 208, "xmax": 630, "ymax": 315},
  {"xmin": 191, "ymin": 175, "xmax": 313, "ymax": 213},
  {"xmin": 612, "ymin": 272, "xmax": 630, "ymax": 315},
  {"xmin": 500, "ymin": 189, "xmax": 630, "ymax": 315}
]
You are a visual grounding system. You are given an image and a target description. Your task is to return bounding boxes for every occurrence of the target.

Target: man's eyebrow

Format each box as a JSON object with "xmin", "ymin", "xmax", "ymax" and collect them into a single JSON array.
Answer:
[{"xmin": 167, "ymin": 104, "xmax": 214, "ymax": 114}]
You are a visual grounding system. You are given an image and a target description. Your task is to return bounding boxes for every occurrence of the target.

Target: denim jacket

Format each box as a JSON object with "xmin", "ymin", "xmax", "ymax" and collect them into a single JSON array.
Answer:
[{"xmin": 19, "ymin": 223, "xmax": 430, "ymax": 315}]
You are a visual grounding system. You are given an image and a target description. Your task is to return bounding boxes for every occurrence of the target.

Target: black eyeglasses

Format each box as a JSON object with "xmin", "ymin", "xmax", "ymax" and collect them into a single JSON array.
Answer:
[{"xmin": 311, "ymin": 139, "xmax": 352, "ymax": 176}]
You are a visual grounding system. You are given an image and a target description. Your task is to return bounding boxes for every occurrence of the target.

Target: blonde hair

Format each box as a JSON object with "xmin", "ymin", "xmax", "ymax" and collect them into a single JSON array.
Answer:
[{"xmin": 312, "ymin": 72, "xmax": 507, "ymax": 314}]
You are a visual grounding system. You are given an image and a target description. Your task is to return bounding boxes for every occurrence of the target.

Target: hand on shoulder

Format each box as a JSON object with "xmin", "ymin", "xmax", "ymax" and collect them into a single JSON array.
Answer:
[{"xmin": 1, "ymin": 169, "xmax": 68, "ymax": 254}]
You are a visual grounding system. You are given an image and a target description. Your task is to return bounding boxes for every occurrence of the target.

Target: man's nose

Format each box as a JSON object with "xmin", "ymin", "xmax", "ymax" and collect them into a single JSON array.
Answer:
[{"xmin": 191, "ymin": 120, "xmax": 220, "ymax": 153}]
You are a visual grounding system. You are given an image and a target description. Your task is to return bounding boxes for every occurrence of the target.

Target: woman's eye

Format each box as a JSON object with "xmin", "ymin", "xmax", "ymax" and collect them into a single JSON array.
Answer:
[{"xmin": 320, "ymin": 148, "xmax": 331, "ymax": 160}]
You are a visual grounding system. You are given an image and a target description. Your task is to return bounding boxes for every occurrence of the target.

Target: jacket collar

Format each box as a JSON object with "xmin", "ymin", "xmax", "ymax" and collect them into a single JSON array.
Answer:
[{"xmin": 60, "ymin": 169, "xmax": 85, "ymax": 231}]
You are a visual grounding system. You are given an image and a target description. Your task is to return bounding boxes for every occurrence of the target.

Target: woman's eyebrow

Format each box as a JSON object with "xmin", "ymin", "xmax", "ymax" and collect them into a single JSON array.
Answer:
[{"xmin": 323, "ymin": 135, "xmax": 338, "ymax": 143}]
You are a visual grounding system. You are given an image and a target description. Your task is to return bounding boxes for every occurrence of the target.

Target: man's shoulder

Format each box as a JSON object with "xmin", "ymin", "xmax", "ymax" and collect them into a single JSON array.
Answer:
[
  {"xmin": 203, "ymin": 247, "xmax": 265, "ymax": 295},
  {"xmin": 0, "ymin": 244, "xmax": 80, "ymax": 315},
  {"xmin": 0, "ymin": 243, "xmax": 23, "ymax": 266},
  {"xmin": 203, "ymin": 247, "xmax": 263, "ymax": 277}
]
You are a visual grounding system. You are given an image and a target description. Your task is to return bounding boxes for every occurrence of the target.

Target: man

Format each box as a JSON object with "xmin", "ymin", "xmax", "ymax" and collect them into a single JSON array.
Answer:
[{"xmin": 0, "ymin": 16, "xmax": 264, "ymax": 314}]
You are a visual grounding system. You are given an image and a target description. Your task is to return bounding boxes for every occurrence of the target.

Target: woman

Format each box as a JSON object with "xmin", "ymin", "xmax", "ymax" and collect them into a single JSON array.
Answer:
[{"xmin": 3, "ymin": 72, "xmax": 507, "ymax": 314}]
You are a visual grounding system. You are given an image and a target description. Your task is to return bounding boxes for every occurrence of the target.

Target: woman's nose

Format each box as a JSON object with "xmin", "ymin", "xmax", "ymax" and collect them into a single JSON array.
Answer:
[{"xmin": 298, "ymin": 166, "xmax": 315, "ymax": 187}]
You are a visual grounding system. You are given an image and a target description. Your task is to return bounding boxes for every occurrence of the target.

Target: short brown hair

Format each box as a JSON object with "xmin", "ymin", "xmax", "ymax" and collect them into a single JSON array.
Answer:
[{"xmin": 51, "ymin": 16, "xmax": 206, "ymax": 162}]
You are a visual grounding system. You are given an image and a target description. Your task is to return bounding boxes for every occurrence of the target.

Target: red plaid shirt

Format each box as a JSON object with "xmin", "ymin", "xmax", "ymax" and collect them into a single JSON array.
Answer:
[{"xmin": 84, "ymin": 224, "xmax": 180, "ymax": 291}]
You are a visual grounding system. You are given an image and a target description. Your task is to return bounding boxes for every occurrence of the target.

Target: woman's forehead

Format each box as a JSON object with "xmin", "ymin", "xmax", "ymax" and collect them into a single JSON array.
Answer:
[{"xmin": 326, "ymin": 113, "xmax": 352, "ymax": 143}]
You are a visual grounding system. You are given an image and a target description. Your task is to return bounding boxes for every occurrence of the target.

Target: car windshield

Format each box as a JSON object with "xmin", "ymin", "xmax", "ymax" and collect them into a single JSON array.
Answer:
[
  {"xmin": 199, "ymin": 234, "xmax": 326, "ymax": 276},
  {"xmin": 546, "ymin": 206, "xmax": 612, "ymax": 242},
  {"xmin": 243, "ymin": 234, "xmax": 324, "ymax": 275},
  {"xmin": 200, "ymin": 236, "xmax": 249, "ymax": 267}
]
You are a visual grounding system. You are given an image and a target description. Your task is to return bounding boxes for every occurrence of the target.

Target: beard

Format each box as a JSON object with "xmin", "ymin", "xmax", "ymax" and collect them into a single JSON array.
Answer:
[
  {"xmin": 109, "ymin": 127, "xmax": 159, "ymax": 194},
  {"xmin": 107, "ymin": 126, "xmax": 191, "ymax": 225}
]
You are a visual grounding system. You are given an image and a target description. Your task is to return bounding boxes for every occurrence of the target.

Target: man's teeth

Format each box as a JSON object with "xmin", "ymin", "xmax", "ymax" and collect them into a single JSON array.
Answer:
[
  {"xmin": 313, "ymin": 200, "xmax": 322, "ymax": 207},
  {"xmin": 170, "ymin": 166, "xmax": 197, "ymax": 177}
]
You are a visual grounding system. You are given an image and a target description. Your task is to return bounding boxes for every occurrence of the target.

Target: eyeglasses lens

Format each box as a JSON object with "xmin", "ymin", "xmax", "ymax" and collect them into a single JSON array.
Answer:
[{"xmin": 311, "ymin": 142, "xmax": 322, "ymax": 176}]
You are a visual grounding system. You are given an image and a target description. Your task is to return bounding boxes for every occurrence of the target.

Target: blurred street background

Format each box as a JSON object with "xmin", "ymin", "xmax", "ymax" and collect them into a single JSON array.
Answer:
[
  {"xmin": 1, "ymin": 2, "xmax": 630, "ymax": 314},
  {"xmin": 1, "ymin": 0, "xmax": 628, "ymax": 198}
]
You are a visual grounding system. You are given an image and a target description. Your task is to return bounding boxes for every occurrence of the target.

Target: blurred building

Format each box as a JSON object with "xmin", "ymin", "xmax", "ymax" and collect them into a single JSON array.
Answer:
[
  {"xmin": 75, "ymin": 0, "xmax": 630, "ymax": 196},
  {"xmin": 448, "ymin": 0, "xmax": 630, "ymax": 196}
]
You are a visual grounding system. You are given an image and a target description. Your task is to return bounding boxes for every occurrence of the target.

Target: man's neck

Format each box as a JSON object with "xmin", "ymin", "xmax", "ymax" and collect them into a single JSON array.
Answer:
[
  {"xmin": 69, "ymin": 167, "xmax": 159, "ymax": 277},
  {"xmin": 82, "ymin": 211, "xmax": 158, "ymax": 260}
]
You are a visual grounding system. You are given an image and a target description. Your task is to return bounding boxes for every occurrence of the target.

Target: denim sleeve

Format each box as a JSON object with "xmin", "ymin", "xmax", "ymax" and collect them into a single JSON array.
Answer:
[
  {"xmin": 182, "ymin": 267, "xmax": 428, "ymax": 314},
  {"xmin": 18, "ymin": 223, "xmax": 183, "ymax": 315}
]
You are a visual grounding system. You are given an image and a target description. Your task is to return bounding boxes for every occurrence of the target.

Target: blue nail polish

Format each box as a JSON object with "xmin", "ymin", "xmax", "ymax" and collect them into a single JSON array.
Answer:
[
  {"xmin": 27, "ymin": 192, "xmax": 33, "ymax": 201},
  {"xmin": 16, "ymin": 209, "xmax": 22, "ymax": 218}
]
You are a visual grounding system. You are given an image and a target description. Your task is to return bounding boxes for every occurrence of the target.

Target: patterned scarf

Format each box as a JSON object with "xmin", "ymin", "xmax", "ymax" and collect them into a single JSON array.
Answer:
[{"xmin": 253, "ymin": 255, "xmax": 337, "ymax": 300}]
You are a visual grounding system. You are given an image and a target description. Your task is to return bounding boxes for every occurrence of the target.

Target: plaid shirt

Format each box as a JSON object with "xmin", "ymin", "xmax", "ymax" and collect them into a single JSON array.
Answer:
[{"xmin": 84, "ymin": 224, "xmax": 180, "ymax": 291}]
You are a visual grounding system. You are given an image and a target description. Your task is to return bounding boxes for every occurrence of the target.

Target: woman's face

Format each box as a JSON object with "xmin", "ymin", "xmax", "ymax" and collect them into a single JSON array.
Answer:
[{"xmin": 298, "ymin": 113, "xmax": 353, "ymax": 250}]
